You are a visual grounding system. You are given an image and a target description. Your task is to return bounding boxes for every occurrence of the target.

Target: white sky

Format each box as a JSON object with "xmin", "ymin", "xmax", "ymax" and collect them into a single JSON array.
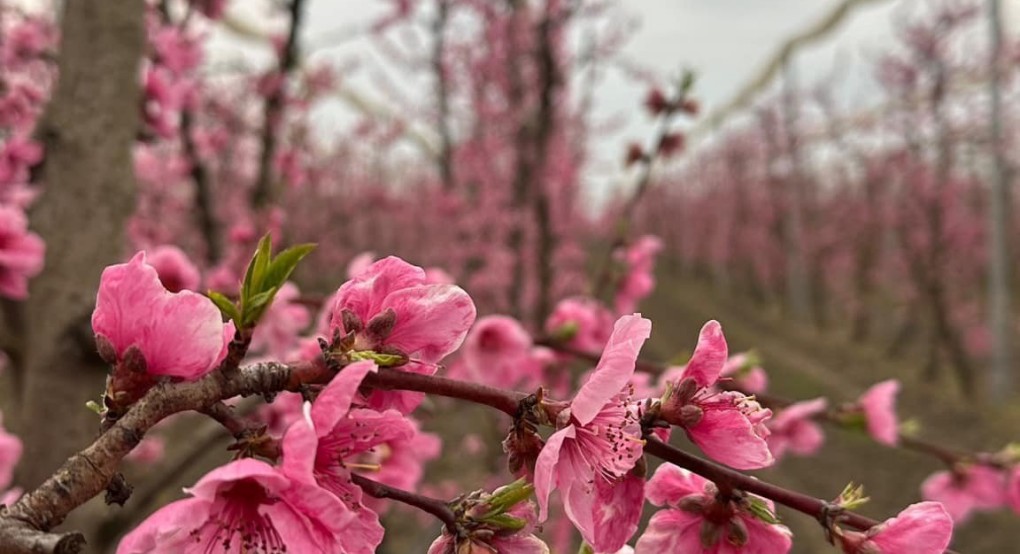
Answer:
[{"xmin": 202, "ymin": 0, "xmax": 1020, "ymax": 204}]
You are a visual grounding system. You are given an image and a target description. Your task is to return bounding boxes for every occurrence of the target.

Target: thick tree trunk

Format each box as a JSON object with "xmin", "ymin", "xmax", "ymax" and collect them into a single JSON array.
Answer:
[{"xmin": 16, "ymin": 0, "xmax": 145, "ymax": 489}]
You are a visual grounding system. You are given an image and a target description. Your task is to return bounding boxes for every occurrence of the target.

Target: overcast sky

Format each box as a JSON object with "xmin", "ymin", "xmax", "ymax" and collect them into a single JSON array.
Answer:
[{"xmin": 213, "ymin": 0, "xmax": 1020, "ymax": 204}]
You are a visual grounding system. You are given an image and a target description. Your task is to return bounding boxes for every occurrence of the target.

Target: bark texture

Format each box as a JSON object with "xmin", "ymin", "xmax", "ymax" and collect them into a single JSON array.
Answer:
[{"xmin": 16, "ymin": 0, "xmax": 145, "ymax": 489}]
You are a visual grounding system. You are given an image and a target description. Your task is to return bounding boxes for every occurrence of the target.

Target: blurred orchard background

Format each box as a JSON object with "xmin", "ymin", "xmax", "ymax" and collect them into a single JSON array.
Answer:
[{"xmin": 1, "ymin": 0, "xmax": 1020, "ymax": 551}]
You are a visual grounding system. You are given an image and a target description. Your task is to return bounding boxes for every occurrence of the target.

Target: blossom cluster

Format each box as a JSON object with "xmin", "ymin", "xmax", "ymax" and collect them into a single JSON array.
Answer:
[{"xmin": 78, "ymin": 249, "xmax": 961, "ymax": 553}]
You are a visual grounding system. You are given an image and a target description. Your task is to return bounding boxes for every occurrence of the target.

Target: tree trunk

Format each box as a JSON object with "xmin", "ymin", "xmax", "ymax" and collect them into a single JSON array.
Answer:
[{"xmin": 16, "ymin": 0, "xmax": 145, "ymax": 490}]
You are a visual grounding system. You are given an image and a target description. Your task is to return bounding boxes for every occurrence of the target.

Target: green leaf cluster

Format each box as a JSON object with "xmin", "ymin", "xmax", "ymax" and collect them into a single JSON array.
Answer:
[{"xmin": 207, "ymin": 234, "xmax": 315, "ymax": 329}]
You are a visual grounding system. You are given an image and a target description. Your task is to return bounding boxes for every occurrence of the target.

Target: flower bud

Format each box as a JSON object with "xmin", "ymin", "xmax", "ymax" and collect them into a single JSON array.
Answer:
[
  {"xmin": 644, "ymin": 87, "xmax": 670, "ymax": 116},
  {"xmin": 625, "ymin": 143, "xmax": 645, "ymax": 167}
]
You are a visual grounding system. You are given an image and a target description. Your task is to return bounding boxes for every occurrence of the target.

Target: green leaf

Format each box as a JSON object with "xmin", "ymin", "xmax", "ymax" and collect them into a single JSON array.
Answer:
[
  {"xmin": 242, "ymin": 286, "xmax": 278, "ymax": 327},
  {"xmin": 250, "ymin": 234, "xmax": 273, "ymax": 297},
  {"xmin": 746, "ymin": 496, "xmax": 781, "ymax": 525},
  {"xmin": 207, "ymin": 291, "xmax": 241, "ymax": 324},
  {"xmin": 577, "ymin": 544, "xmax": 595, "ymax": 554},
  {"xmin": 263, "ymin": 243, "xmax": 316, "ymax": 290},
  {"xmin": 836, "ymin": 482, "xmax": 870, "ymax": 511},
  {"xmin": 241, "ymin": 234, "xmax": 273, "ymax": 304}
]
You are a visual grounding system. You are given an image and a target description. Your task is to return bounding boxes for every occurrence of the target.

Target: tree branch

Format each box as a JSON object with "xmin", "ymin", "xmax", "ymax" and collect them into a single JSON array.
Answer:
[
  {"xmin": 643, "ymin": 436, "xmax": 879, "ymax": 530},
  {"xmin": 351, "ymin": 473, "xmax": 457, "ymax": 532},
  {"xmin": 252, "ymin": 0, "xmax": 306, "ymax": 209}
]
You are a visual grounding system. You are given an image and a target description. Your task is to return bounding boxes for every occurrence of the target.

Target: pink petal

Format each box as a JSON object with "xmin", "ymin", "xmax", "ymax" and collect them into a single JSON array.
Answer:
[
  {"xmin": 687, "ymin": 404, "xmax": 774, "ymax": 470},
  {"xmin": 591, "ymin": 473, "xmax": 645, "ymax": 552},
  {"xmin": 145, "ymin": 245, "xmax": 200, "ymax": 292},
  {"xmin": 870, "ymin": 502, "xmax": 953, "ymax": 554},
  {"xmin": 116, "ymin": 498, "xmax": 210, "ymax": 553},
  {"xmin": 737, "ymin": 513, "xmax": 793, "ymax": 554},
  {"xmin": 280, "ymin": 411, "xmax": 318, "ymax": 483},
  {"xmin": 383, "ymin": 284, "xmax": 476, "ymax": 364},
  {"xmin": 185, "ymin": 458, "xmax": 289, "ymax": 501},
  {"xmin": 140, "ymin": 290, "xmax": 232, "ymax": 378},
  {"xmin": 92, "ymin": 252, "xmax": 167, "ymax": 355},
  {"xmin": 634, "ymin": 508, "xmax": 703, "ymax": 554},
  {"xmin": 534, "ymin": 425, "xmax": 575, "ymax": 522},
  {"xmin": 331, "ymin": 256, "xmax": 426, "ymax": 328},
  {"xmin": 571, "ymin": 315, "xmax": 651, "ymax": 426},
  {"xmin": 859, "ymin": 380, "xmax": 900, "ymax": 446},
  {"xmin": 645, "ymin": 463, "xmax": 709, "ymax": 507},
  {"xmin": 311, "ymin": 361, "xmax": 378, "ymax": 433},
  {"xmin": 681, "ymin": 320, "xmax": 728, "ymax": 389}
]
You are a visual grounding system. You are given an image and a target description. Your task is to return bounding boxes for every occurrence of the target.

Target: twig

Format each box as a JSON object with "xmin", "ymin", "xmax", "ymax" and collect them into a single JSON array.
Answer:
[{"xmin": 351, "ymin": 473, "xmax": 457, "ymax": 532}]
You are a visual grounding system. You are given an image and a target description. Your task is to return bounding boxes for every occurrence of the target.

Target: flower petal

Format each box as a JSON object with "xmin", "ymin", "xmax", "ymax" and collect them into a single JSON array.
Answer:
[
  {"xmin": 571, "ymin": 315, "xmax": 651, "ymax": 426},
  {"xmin": 680, "ymin": 320, "xmax": 728, "ymax": 389},
  {"xmin": 533, "ymin": 425, "xmax": 575, "ymax": 522},
  {"xmin": 311, "ymin": 361, "xmax": 378, "ymax": 433},
  {"xmin": 382, "ymin": 284, "xmax": 476, "ymax": 364}
]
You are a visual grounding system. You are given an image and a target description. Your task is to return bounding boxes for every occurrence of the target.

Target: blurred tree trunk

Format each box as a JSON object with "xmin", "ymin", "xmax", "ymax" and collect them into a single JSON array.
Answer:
[
  {"xmin": 986, "ymin": 0, "xmax": 1014, "ymax": 402},
  {"xmin": 15, "ymin": 0, "xmax": 144, "ymax": 489},
  {"xmin": 779, "ymin": 57, "xmax": 813, "ymax": 324}
]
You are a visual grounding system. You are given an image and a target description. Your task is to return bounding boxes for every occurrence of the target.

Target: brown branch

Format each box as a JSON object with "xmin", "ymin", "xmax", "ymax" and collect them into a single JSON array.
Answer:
[
  {"xmin": 252, "ymin": 0, "xmax": 306, "ymax": 209},
  {"xmin": 643, "ymin": 436, "xmax": 878, "ymax": 530},
  {"xmin": 199, "ymin": 401, "xmax": 250, "ymax": 438},
  {"xmin": 364, "ymin": 367, "xmax": 528, "ymax": 416},
  {"xmin": 432, "ymin": 0, "xmax": 454, "ymax": 190},
  {"xmin": 3, "ymin": 360, "xmax": 329, "ymax": 539},
  {"xmin": 351, "ymin": 473, "xmax": 457, "ymax": 532},
  {"xmin": 592, "ymin": 90, "xmax": 684, "ymax": 301},
  {"xmin": 180, "ymin": 107, "xmax": 222, "ymax": 263}
]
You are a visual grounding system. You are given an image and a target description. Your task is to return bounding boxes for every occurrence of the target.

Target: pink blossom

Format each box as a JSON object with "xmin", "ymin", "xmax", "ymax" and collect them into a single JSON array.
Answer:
[
  {"xmin": 450, "ymin": 315, "xmax": 544, "ymax": 389},
  {"xmin": 857, "ymin": 380, "xmax": 900, "ymax": 446},
  {"xmin": 0, "ymin": 205, "xmax": 44, "ymax": 300},
  {"xmin": 92, "ymin": 252, "xmax": 233, "ymax": 380},
  {"xmin": 281, "ymin": 361, "xmax": 405, "ymax": 553},
  {"xmin": 720, "ymin": 353, "xmax": 769, "ymax": 394},
  {"xmin": 150, "ymin": 26, "xmax": 202, "ymax": 76},
  {"xmin": 766, "ymin": 398, "xmax": 827, "ymax": 461},
  {"xmin": 142, "ymin": 66, "xmax": 184, "ymax": 138},
  {"xmin": 250, "ymin": 282, "xmax": 311, "ymax": 359},
  {"xmin": 920, "ymin": 464, "xmax": 1006, "ymax": 522},
  {"xmin": 660, "ymin": 321, "xmax": 774, "ymax": 470},
  {"xmin": 117, "ymin": 458, "xmax": 352, "ymax": 553},
  {"xmin": 0, "ymin": 136, "xmax": 42, "ymax": 186},
  {"xmin": 346, "ymin": 251, "xmax": 376, "ymax": 279},
  {"xmin": 327, "ymin": 256, "xmax": 476, "ymax": 413},
  {"xmin": 838, "ymin": 502, "xmax": 953, "ymax": 554},
  {"xmin": 145, "ymin": 245, "xmax": 200, "ymax": 293},
  {"xmin": 635, "ymin": 463, "xmax": 792, "ymax": 554},
  {"xmin": 614, "ymin": 235, "xmax": 663, "ymax": 315},
  {"xmin": 545, "ymin": 296, "xmax": 615, "ymax": 353},
  {"xmin": 534, "ymin": 314, "xmax": 651, "ymax": 552}
]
